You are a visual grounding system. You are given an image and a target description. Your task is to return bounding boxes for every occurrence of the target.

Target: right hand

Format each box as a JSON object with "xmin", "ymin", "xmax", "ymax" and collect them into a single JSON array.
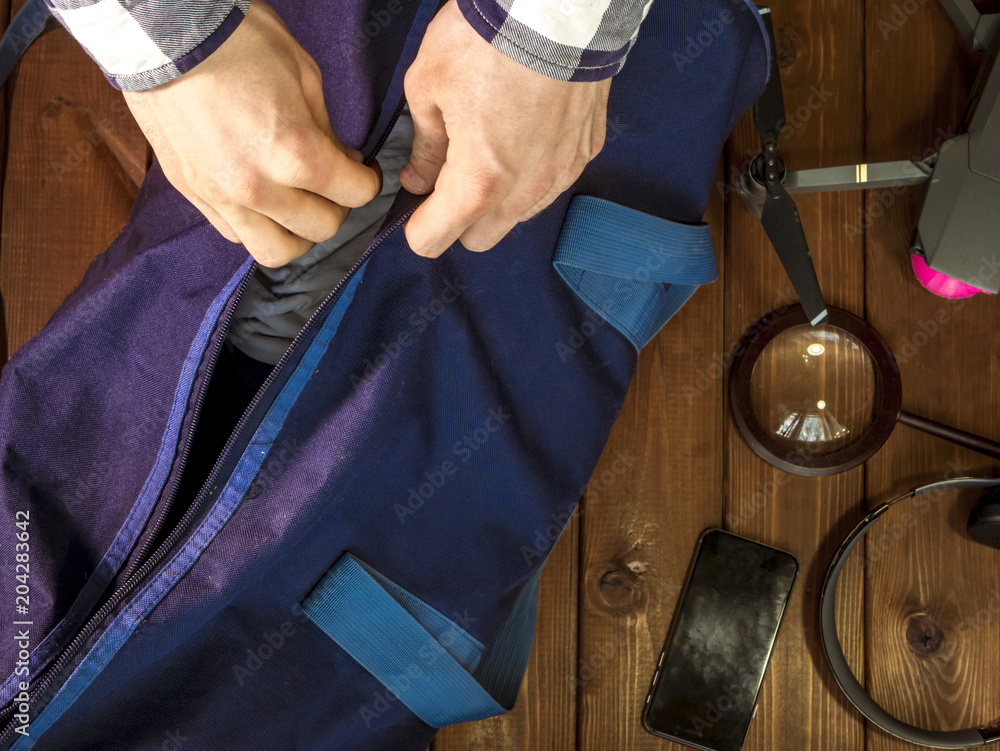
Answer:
[{"xmin": 122, "ymin": 1, "xmax": 382, "ymax": 267}]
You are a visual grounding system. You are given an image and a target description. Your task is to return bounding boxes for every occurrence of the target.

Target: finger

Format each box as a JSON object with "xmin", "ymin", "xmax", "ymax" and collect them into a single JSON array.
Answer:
[
  {"xmin": 203, "ymin": 155, "xmax": 354, "ymax": 243},
  {"xmin": 253, "ymin": 187, "xmax": 351, "ymax": 244},
  {"xmin": 458, "ymin": 212, "xmax": 520, "ymax": 253},
  {"xmin": 520, "ymin": 142, "xmax": 592, "ymax": 222},
  {"xmin": 180, "ymin": 184, "xmax": 241, "ymax": 242},
  {"xmin": 282, "ymin": 71, "xmax": 384, "ymax": 208},
  {"xmin": 271, "ymin": 122, "xmax": 383, "ymax": 209},
  {"xmin": 520, "ymin": 172, "xmax": 577, "ymax": 222},
  {"xmin": 590, "ymin": 98, "xmax": 608, "ymax": 159},
  {"xmin": 299, "ymin": 54, "xmax": 336, "ymax": 137},
  {"xmin": 458, "ymin": 180, "xmax": 554, "ymax": 251},
  {"xmin": 520, "ymin": 185, "xmax": 563, "ymax": 223},
  {"xmin": 301, "ymin": 66, "xmax": 372, "ymax": 170},
  {"xmin": 223, "ymin": 206, "xmax": 316, "ymax": 267},
  {"xmin": 400, "ymin": 97, "xmax": 448, "ymax": 195},
  {"xmin": 403, "ymin": 159, "xmax": 513, "ymax": 257},
  {"xmin": 301, "ymin": 78, "xmax": 376, "ymax": 176},
  {"xmin": 200, "ymin": 207, "xmax": 242, "ymax": 244}
]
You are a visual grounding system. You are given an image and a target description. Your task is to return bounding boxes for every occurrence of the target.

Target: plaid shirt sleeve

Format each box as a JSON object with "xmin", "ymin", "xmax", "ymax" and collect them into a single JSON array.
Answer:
[
  {"xmin": 47, "ymin": 0, "xmax": 647, "ymax": 92},
  {"xmin": 457, "ymin": 0, "xmax": 654, "ymax": 81},
  {"xmin": 43, "ymin": 0, "xmax": 251, "ymax": 91}
]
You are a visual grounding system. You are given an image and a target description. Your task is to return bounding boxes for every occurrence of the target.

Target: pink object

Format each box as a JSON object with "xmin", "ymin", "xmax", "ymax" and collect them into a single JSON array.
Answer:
[{"xmin": 910, "ymin": 254, "xmax": 987, "ymax": 299}]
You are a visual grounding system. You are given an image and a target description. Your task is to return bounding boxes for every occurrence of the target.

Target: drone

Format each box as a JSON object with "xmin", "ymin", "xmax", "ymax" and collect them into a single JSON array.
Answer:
[{"xmin": 741, "ymin": 1, "xmax": 1000, "ymax": 325}]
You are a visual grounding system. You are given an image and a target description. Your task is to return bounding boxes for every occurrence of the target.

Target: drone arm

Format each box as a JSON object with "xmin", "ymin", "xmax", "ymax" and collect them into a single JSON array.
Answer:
[
  {"xmin": 738, "ymin": 158, "xmax": 934, "ymax": 220},
  {"xmin": 783, "ymin": 159, "xmax": 935, "ymax": 194},
  {"xmin": 938, "ymin": 0, "xmax": 999, "ymax": 52},
  {"xmin": 975, "ymin": 14, "xmax": 1000, "ymax": 52}
]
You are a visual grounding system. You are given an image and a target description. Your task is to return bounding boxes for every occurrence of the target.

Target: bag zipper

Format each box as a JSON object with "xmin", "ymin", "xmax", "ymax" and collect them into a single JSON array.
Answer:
[
  {"xmin": 118, "ymin": 99, "xmax": 407, "ymax": 586},
  {"xmin": 0, "ymin": 98, "xmax": 411, "ymax": 747},
  {"xmin": 117, "ymin": 277, "xmax": 250, "ymax": 585}
]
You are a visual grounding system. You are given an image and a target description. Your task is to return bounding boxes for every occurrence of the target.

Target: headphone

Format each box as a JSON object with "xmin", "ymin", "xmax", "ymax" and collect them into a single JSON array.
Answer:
[{"xmin": 820, "ymin": 476, "xmax": 1000, "ymax": 748}]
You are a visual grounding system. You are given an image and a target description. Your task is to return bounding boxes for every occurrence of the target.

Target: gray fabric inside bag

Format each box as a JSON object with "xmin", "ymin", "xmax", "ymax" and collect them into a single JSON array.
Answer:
[{"xmin": 226, "ymin": 107, "xmax": 414, "ymax": 365}]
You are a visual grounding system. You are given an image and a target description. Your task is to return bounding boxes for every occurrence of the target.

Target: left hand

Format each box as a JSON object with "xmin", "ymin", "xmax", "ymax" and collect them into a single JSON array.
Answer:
[{"xmin": 400, "ymin": 0, "xmax": 612, "ymax": 257}]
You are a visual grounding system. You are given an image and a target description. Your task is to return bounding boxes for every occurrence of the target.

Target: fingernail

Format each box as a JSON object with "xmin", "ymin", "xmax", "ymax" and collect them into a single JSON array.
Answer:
[
  {"xmin": 400, "ymin": 163, "xmax": 429, "ymax": 194},
  {"xmin": 346, "ymin": 148, "xmax": 364, "ymax": 163}
]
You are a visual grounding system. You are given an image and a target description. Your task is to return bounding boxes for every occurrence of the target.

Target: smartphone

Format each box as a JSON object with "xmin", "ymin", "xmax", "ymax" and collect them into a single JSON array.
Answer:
[{"xmin": 642, "ymin": 529, "xmax": 798, "ymax": 751}]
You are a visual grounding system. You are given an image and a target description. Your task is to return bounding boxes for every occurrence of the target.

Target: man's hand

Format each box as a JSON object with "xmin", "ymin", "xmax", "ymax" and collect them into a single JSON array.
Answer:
[
  {"xmin": 123, "ymin": 1, "xmax": 382, "ymax": 267},
  {"xmin": 400, "ymin": 0, "xmax": 611, "ymax": 257}
]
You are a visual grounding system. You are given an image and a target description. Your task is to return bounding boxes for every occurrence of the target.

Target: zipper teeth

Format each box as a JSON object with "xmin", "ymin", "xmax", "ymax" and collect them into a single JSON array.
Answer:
[
  {"xmin": 365, "ymin": 100, "xmax": 406, "ymax": 167},
  {"xmin": 164, "ymin": 199, "xmax": 421, "ymax": 524},
  {"xmin": 121, "ymin": 272, "xmax": 254, "ymax": 583},
  {"xmin": 0, "ymin": 126, "xmax": 418, "ymax": 747}
]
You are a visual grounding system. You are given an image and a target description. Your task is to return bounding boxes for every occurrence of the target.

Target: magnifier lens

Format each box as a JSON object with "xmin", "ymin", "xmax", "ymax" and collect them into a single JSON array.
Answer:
[{"xmin": 749, "ymin": 324, "xmax": 878, "ymax": 456}]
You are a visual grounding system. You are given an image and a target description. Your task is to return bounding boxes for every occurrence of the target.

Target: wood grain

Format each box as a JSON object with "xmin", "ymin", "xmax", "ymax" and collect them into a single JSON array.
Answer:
[
  {"xmin": 864, "ymin": 0, "xmax": 1000, "ymax": 748},
  {"xmin": 0, "ymin": 0, "xmax": 10, "ymax": 360},
  {"xmin": 1, "ymin": 7, "xmax": 146, "ymax": 360},
  {"xmin": 724, "ymin": 0, "xmax": 868, "ymax": 749}
]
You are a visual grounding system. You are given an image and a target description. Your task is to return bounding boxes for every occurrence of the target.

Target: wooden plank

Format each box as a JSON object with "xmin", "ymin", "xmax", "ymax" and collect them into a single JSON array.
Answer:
[
  {"xmin": 863, "ymin": 0, "xmax": 1000, "ymax": 747},
  {"xmin": 433, "ymin": 515, "xmax": 578, "ymax": 751},
  {"xmin": 723, "ymin": 0, "xmax": 868, "ymax": 748},
  {"xmin": 1, "ymin": 11, "xmax": 146, "ymax": 359},
  {"xmin": 574, "ymin": 153, "xmax": 728, "ymax": 749},
  {"xmin": 0, "ymin": 0, "xmax": 13, "ymax": 360}
]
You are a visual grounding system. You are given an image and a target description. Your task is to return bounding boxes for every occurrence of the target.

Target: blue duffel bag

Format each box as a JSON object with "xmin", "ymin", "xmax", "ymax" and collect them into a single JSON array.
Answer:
[{"xmin": 0, "ymin": 0, "xmax": 768, "ymax": 747}]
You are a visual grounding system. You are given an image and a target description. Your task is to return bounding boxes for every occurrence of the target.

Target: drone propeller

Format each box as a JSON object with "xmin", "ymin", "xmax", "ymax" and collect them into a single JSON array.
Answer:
[{"xmin": 752, "ymin": 9, "xmax": 828, "ymax": 326}]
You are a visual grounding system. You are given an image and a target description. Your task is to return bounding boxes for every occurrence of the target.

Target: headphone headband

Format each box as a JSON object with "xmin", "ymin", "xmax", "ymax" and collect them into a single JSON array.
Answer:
[{"xmin": 820, "ymin": 476, "xmax": 1000, "ymax": 749}]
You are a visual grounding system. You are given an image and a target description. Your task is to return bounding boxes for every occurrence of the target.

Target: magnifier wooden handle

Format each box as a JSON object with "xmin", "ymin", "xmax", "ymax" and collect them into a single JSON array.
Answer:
[{"xmin": 898, "ymin": 411, "xmax": 1000, "ymax": 460}]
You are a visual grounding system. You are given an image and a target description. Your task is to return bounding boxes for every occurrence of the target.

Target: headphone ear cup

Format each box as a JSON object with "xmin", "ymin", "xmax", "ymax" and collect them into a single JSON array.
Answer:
[{"xmin": 967, "ymin": 487, "xmax": 1000, "ymax": 551}]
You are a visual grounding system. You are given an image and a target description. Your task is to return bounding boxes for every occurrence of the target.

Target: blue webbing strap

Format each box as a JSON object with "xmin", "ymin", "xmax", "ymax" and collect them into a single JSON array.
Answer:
[
  {"xmin": 553, "ymin": 194, "xmax": 718, "ymax": 351},
  {"xmin": 301, "ymin": 553, "xmax": 542, "ymax": 728},
  {"xmin": 0, "ymin": 0, "xmax": 56, "ymax": 91}
]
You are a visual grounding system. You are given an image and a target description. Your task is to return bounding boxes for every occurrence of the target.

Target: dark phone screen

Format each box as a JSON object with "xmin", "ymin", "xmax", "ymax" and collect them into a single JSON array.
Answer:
[{"xmin": 643, "ymin": 530, "xmax": 797, "ymax": 751}]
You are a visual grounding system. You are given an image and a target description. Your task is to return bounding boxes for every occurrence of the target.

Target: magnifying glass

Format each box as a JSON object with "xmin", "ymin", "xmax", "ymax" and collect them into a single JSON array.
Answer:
[{"xmin": 729, "ymin": 305, "xmax": 1000, "ymax": 477}]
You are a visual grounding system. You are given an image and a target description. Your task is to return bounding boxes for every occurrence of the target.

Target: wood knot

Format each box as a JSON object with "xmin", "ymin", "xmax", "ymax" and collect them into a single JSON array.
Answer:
[
  {"xmin": 41, "ymin": 97, "xmax": 67, "ymax": 122},
  {"xmin": 592, "ymin": 562, "xmax": 649, "ymax": 613},
  {"xmin": 775, "ymin": 24, "xmax": 799, "ymax": 69},
  {"xmin": 905, "ymin": 612, "xmax": 944, "ymax": 657}
]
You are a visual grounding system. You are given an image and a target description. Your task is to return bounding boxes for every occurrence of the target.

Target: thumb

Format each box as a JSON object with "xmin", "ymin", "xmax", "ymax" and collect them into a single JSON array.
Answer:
[{"xmin": 400, "ymin": 102, "xmax": 448, "ymax": 195}]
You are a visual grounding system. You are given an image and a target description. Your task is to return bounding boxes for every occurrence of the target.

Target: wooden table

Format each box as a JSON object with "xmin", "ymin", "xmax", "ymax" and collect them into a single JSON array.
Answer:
[{"xmin": 3, "ymin": 1, "xmax": 999, "ymax": 749}]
